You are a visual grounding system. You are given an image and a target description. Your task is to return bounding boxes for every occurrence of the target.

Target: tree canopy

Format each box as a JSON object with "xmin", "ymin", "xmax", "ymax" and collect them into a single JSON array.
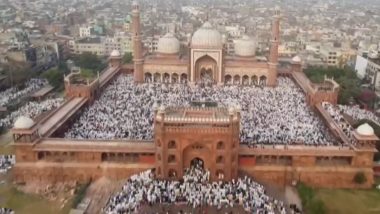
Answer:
[
  {"xmin": 123, "ymin": 52, "xmax": 133, "ymax": 64},
  {"xmin": 304, "ymin": 67, "xmax": 362, "ymax": 105},
  {"xmin": 72, "ymin": 52, "xmax": 106, "ymax": 72},
  {"xmin": 42, "ymin": 68, "xmax": 63, "ymax": 89}
]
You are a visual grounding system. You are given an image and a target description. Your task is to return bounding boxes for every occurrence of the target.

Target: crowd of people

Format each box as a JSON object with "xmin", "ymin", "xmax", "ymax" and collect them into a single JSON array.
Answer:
[
  {"xmin": 338, "ymin": 104, "xmax": 380, "ymax": 124},
  {"xmin": 0, "ymin": 208, "xmax": 14, "ymax": 214},
  {"xmin": 0, "ymin": 78, "xmax": 48, "ymax": 107},
  {"xmin": 104, "ymin": 160, "xmax": 286, "ymax": 214},
  {"xmin": 322, "ymin": 102, "xmax": 357, "ymax": 145},
  {"xmin": 65, "ymin": 74, "xmax": 335, "ymax": 146},
  {"xmin": 0, "ymin": 155, "xmax": 15, "ymax": 173},
  {"xmin": 0, "ymin": 98, "xmax": 63, "ymax": 129}
]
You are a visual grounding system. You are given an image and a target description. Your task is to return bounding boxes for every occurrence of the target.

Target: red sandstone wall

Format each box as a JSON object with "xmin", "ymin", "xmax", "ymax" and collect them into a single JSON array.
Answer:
[
  {"xmin": 15, "ymin": 144, "xmax": 36, "ymax": 162},
  {"xmin": 139, "ymin": 155, "xmax": 155, "ymax": 164},
  {"xmin": 13, "ymin": 163, "xmax": 154, "ymax": 184},
  {"xmin": 309, "ymin": 91, "xmax": 339, "ymax": 106},
  {"xmin": 240, "ymin": 166, "xmax": 374, "ymax": 189},
  {"xmin": 352, "ymin": 151, "xmax": 374, "ymax": 167},
  {"xmin": 238, "ymin": 156, "xmax": 256, "ymax": 166},
  {"xmin": 292, "ymin": 156, "xmax": 315, "ymax": 167}
]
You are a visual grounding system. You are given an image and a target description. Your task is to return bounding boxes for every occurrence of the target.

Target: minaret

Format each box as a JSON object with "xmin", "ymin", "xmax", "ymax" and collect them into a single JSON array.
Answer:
[
  {"xmin": 267, "ymin": 8, "xmax": 280, "ymax": 87},
  {"xmin": 132, "ymin": 0, "xmax": 144, "ymax": 83}
]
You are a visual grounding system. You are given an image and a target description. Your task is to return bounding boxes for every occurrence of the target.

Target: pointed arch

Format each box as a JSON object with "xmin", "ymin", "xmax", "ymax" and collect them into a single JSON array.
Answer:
[
  {"xmin": 233, "ymin": 75, "xmax": 241, "ymax": 85},
  {"xmin": 259, "ymin": 75, "xmax": 267, "ymax": 86},
  {"xmin": 154, "ymin": 73, "xmax": 161, "ymax": 83},
  {"xmin": 242, "ymin": 75, "xmax": 249, "ymax": 85},
  {"xmin": 171, "ymin": 73, "xmax": 179, "ymax": 83},
  {"xmin": 144, "ymin": 72, "xmax": 152, "ymax": 83},
  {"xmin": 251, "ymin": 75, "xmax": 258, "ymax": 85},
  {"xmin": 225, "ymin": 75, "xmax": 232, "ymax": 85}
]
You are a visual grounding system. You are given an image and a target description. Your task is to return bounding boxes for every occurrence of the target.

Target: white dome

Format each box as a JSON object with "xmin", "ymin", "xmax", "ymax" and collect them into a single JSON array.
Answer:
[
  {"xmin": 157, "ymin": 33, "xmax": 180, "ymax": 54},
  {"xmin": 14, "ymin": 116, "xmax": 34, "ymax": 129},
  {"xmin": 191, "ymin": 22, "xmax": 222, "ymax": 49},
  {"xmin": 356, "ymin": 123, "xmax": 375, "ymax": 136},
  {"xmin": 235, "ymin": 35, "xmax": 256, "ymax": 57},
  {"xmin": 110, "ymin": 50, "xmax": 121, "ymax": 57},
  {"xmin": 292, "ymin": 55, "xmax": 302, "ymax": 63}
]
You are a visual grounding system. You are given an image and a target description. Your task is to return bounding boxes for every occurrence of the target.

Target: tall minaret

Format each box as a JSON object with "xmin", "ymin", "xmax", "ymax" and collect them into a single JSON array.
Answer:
[
  {"xmin": 132, "ymin": 0, "xmax": 144, "ymax": 83},
  {"xmin": 267, "ymin": 8, "xmax": 280, "ymax": 87}
]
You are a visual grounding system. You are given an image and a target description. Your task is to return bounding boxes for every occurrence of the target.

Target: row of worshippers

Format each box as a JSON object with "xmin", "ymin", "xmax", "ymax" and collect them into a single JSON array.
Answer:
[
  {"xmin": 65, "ymin": 74, "xmax": 336, "ymax": 146},
  {"xmin": 103, "ymin": 163, "xmax": 286, "ymax": 214},
  {"xmin": 322, "ymin": 102, "xmax": 358, "ymax": 145},
  {"xmin": 338, "ymin": 104, "xmax": 380, "ymax": 124},
  {"xmin": 0, "ymin": 155, "xmax": 15, "ymax": 173},
  {"xmin": 0, "ymin": 98, "xmax": 63, "ymax": 129},
  {"xmin": 0, "ymin": 208, "xmax": 14, "ymax": 214},
  {"xmin": 0, "ymin": 78, "xmax": 48, "ymax": 107}
]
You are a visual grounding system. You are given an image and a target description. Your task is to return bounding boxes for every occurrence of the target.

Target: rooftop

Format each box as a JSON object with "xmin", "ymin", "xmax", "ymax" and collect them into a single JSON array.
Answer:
[
  {"xmin": 77, "ymin": 37, "xmax": 102, "ymax": 44},
  {"xmin": 159, "ymin": 107, "xmax": 238, "ymax": 123}
]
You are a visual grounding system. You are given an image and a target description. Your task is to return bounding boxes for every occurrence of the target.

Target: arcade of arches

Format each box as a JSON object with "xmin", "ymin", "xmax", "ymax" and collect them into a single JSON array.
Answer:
[{"xmin": 144, "ymin": 72, "xmax": 267, "ymax": 86}]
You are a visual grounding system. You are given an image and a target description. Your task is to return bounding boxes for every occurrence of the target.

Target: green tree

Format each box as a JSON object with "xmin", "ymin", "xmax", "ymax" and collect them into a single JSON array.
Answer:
[
  {"xmin": 42, "ymin": 69, "xmax": 63, "ymax": 89},
  {"xmin": 123, "ymin": 52, "xmax": 133, "ymax": 64},
  {"xmin": 337, "ymin": 76, "xmax": 361, "ymax": 104},
  {"xmin": 58, "ymin": 61, "xmax": 69, "ymax": 74},
  {"xmin": 80, "ymin": 68, "xmax": 96, "ymax": 80},
  {"xmin": 304, "ymin": 67, "xmax": 362, "ymax": 105},
  {"xmin": 72, "ymin": 53, "xmax": 106, "ymax": 72},
  {"xmin": 353, "ymin": 172, "xmax": 367, "ymax": 184}
]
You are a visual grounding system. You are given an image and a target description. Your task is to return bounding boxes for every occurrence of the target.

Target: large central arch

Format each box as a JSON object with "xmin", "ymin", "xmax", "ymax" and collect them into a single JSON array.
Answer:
[
  {"xmin": 194, "ymin": 55, "xmax": 218, "ymax": 83},
  {"xmin": 183, "ymin": 143, "xmax": 211, "ymax": 172}
]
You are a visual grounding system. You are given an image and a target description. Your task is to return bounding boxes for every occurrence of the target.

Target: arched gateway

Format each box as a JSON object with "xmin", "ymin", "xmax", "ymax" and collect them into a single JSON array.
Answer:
[{"xmin": 154, "ymin": 106, "xmax": 240, "ymax": 181}]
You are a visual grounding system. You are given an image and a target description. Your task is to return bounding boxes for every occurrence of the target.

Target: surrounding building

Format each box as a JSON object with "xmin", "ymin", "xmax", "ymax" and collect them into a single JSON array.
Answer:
[
  {"xmin": 69, "ymin": 35, "xmax": 132, "ymax": 56},
  {"xmin": 79, "ymin": 26, "xmax": 93, "ymax": 38},
  {"xmin": 320, "ymin": 45, "xmax": 341, "ymax": 67}
]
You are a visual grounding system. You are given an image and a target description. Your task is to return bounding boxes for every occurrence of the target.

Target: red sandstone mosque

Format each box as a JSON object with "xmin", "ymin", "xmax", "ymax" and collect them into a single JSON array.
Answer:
[
  {"xmin": 132, "ymin": 2, "xmax": 280, "ymax": 86},
  {"xmin": 11, "ymin": 2, "xmax": 378, "ymax": 189}
]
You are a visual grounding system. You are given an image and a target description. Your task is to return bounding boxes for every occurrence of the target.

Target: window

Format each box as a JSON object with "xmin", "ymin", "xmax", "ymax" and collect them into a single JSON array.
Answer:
[
  {"xmin": 217, "ymin": 141, "xmax": 225, "ymax": 150},
  {"xmin": 101, "ymin": 153, "xmax": 107, "ymax": 161},
  {"xmin": 168, "ymin": 155, "xmax": 176, "ymax": 163},
  {"xmin": 168, "ymin": 140, "xmax": 176, "ymax": 149},
  {"xmin": 37, "ymin": 152, "xmax": 44, "ymax": 160},
  {"xmin": 216, "ymin": 156, "xmax": 224, "ymax": 164}
]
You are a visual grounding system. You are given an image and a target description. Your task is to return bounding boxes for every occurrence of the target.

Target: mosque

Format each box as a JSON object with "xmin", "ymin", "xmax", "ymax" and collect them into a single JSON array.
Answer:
[
  {"xmin": 132, "ymin": 3, "xmax": 280, "ymax": 86},
  {"xmin": 10, "ymin": 2, "xmax": 378, "ymax": 189}
]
